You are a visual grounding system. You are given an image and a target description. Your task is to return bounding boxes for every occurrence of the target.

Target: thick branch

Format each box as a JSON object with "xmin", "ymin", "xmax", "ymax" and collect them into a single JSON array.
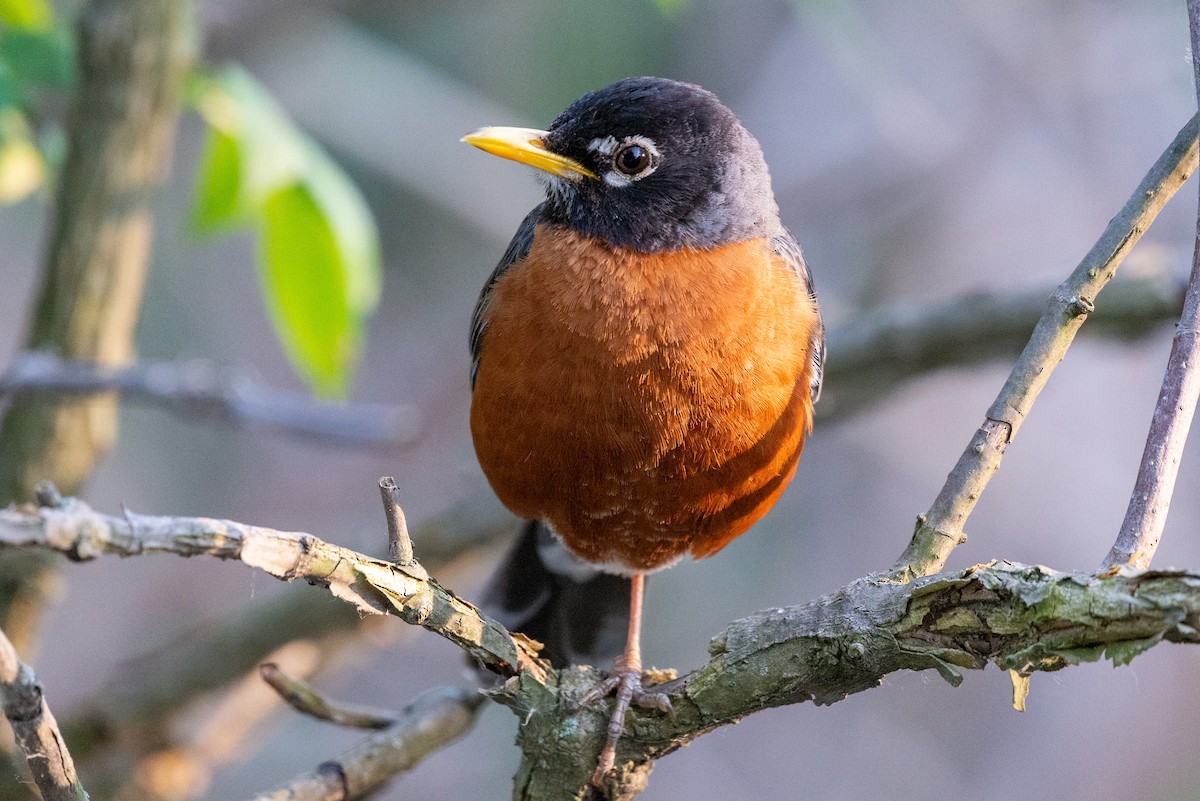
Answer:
[
  {"xmin": 893, "ymin": 114, "xmax": 1200, "ymax": 580},
  {"xmin": 0, "ymin": 352, "xmax": 420, "ymax": 449},
  {"xmin": 507, "ymin": 563, "xmax": 1200, "ymax": 800},
  {"xmin": 0, "ymin": 627, "xmax": 87, "ymax": 801},
  {"xmin": 0, "ymin": 499, "xmax": 547, "ymax": 681},
  {"xmin": 0, "ymin": 0, "xmax": 193, "ymax": 503}
]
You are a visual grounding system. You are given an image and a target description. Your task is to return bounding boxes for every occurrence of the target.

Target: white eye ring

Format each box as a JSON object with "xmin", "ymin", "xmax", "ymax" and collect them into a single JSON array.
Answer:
[{"xmin": 588, "ymin": 135, "xmax": 660, "ymax": 185}]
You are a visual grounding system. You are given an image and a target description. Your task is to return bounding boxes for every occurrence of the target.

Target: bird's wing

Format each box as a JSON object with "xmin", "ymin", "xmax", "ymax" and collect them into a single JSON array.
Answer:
[
  {"xmin": 469, "ymin": 203, "xmax": 544, "ymax": 388},
  {"xmin": 771, "ymin": 229, "xmax": 825, "ymax": 404}
]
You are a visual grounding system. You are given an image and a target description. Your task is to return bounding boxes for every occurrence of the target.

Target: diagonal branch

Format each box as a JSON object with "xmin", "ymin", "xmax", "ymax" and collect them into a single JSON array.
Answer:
[
  {"xmin": 0, "ymin": 626, "xmax": 87, "ymax": 801},
  {"xmin": 1101, "ymin": 3, "xmax": 1200, "ymax": 570},
  {"xmin": 247, "ymin": 686, "xmax": 483, "ymax": 801},
  {"xmin": 0, "ymin": 499, "xmax": 547, "ymax": 682},
  {"xmin": 892, "ymin": 113, "xmax": 1200, "ymax": 581}
]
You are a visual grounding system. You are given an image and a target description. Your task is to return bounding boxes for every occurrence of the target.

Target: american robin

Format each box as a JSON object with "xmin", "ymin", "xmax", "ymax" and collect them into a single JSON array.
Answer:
[{"xmin": 463, "ymin": 76, "xmax": 824, "ymax": 783}]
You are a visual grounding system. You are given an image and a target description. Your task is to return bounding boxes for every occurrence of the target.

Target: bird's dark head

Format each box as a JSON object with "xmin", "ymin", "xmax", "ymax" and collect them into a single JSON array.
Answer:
[{"xmin": 463, "ymin": 77, "xmax": 780, "ymax": 253}]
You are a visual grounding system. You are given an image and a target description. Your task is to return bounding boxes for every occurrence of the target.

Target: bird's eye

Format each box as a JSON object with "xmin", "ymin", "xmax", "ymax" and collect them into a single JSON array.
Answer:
[{"xmin": 613, "ymin": 143, "xmax": 652, "ymax": 176}]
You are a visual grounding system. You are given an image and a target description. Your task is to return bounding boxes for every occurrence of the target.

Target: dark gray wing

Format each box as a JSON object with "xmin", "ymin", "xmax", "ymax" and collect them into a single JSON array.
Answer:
[
  {"xmin": 469, "ymin": 203, "xmax": 544, "ymax": 388},
  {"xmin": 771, "ymin": 229, "xmax": 825, "ymax": 404}
]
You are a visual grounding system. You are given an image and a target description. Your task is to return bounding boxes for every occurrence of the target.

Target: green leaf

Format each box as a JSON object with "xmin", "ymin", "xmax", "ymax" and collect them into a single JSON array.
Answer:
[
  {"xmin": 189, "ymin": 65, "xmax": 381, "ymax": 397},
  {"xmin": 259, "ymin": 182, "xmax": 373, "ymax": 398},
  {"xmin": 0, "ymin": 28, "xmax": 73, "ymax": 89},
  {"xmin": 0, "ymin": 0, "xmax": 54, "ymax": 31},
  {"xmin": 191, "ymin": 126, "xmax": 247, "ymax": 233}
]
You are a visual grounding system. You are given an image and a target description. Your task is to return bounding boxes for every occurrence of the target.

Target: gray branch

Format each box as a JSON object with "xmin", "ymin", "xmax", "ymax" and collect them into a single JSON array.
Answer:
[
  {"xmin": 0, "ymin": 626, "xmax": 87, "ymax": 801},
  {"xmin": 248, "ymin": 686, "xmax": 483, "ymax": 801},
  {"xmin": 506, "ymin": 562, "xmax": 1200, "ymax": 799},
  {"xmin": 1102, "ymin": 3, "xmax": 1200, "ymax": 569},
  {"xmin": 0, "ymin": 351, "xmax": 420, "ymax": 449}
]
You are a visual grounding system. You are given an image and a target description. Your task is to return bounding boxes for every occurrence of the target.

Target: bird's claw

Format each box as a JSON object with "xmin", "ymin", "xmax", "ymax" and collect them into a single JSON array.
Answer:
[{"xmin": 582, "ymin": 663, "xmax": 674, "ymax": 786}]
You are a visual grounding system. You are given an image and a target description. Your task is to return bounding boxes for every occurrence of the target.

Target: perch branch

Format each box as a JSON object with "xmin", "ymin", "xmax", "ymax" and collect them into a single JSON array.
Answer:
[
  {"xmin": 260, "ymin": 662, "xmax": 398, "ymax": 729},
  {"xmin": 248, "ymin": 686, "xmax": 483, "ymax": 801},
  {"xmin": 61, "ymin": 490, "xmax": 518, "ymax": 766},
  {"xmin": 0, "ymin": 351, "xmax": 421, "ymax": 449},
  {"xmin": 505, "ymin": 562, "xmax": 1200, "ymax": 800},
  {"xmin": 0, "ymin": 627, "xmax": 86, "ymax": 801},
  {"xmin": 0, "ymin": 498, "xmax": 547, "ymax": 681},
  {"xmin": 1101, "ymin": 4, "xmax": 1200, "ymax": 569},
  {"xmin": 892, "ymin": 113, "xmax": 1200, "ymax": 581}
]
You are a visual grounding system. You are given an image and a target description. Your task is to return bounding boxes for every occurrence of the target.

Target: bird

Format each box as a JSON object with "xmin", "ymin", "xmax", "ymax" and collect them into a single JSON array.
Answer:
[{"xmin": 462, "ymin": 76, "xmax": 824, "ymax": 784}]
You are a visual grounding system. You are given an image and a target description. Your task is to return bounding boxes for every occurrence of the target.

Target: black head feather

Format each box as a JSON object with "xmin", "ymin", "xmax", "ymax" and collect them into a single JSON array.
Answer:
[{"xmin": 538, "ymin": 77, "xmax": 781, "ymax": 253}]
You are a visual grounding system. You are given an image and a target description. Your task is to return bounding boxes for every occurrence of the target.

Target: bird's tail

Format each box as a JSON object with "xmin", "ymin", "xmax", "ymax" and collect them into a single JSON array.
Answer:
[{"xmin": 477, "ymin": 520, "xmax": 629, "ymax": 670}]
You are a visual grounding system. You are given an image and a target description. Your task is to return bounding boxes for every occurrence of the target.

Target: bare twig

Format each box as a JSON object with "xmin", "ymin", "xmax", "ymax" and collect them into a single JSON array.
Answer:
[
  {"xmin": 0, "ymin": 352, "xmax": 421, "ymax": 449},
  {"xmin": 379, "ymin": 477, "xmax": 418, "ymax": 567},
  {"xmin": 0, "ymin": 627, "xmax": 87, "ymax": 801},
  {"xmin": 891, "ymin": 114, "xmax": 1200, "ymax": 581},
  {"xmin": 1101, "ymin": 7, "xmax": 1200, "ymax": 570},
  {"xmin": 0, "ymin": 498, "xmax": 547, "ymax": 681},
  {"xmin": 260, "ymin": 662, "xmax": 398, "ymax": 729},
  {"xmin": 248, "ymin": 686, "xmax": 483, "ymax": 801}
]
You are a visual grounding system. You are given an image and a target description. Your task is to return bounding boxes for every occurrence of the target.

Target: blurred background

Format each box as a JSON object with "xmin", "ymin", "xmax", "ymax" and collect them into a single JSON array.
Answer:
[{"xmin": 2, "ymin": 0, "xmax": 1200, "ymax": 799}]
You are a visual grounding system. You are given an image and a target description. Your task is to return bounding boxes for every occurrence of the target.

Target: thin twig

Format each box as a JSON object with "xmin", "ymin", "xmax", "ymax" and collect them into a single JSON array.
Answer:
[
  {"xmin": 1102, "ymin": 8, "xmax": 1200, "ymax": 569},
  {"xmin": 260, "ymin": 662, "xmax": 399, "ymax": 729},
  {"xmin": 379, "ymin": 476, "xmax": 418, "ymax": 567},
  {"xmin": 0, "ymin": 351, "xmax": 421, "ymax": 449},
  {"xmin": 247, "ymin": 686, "xmax": 483, "ymax": 801},
  {"xmin": 891, "ymin": 114, "xmax": 1200, "ymax": 581},
  {"xmin": 0, "ymin": 627, "xmax": 87, "ymax": 801},
  {"xmin": 0, "ymin": 497, "xmax": 547, "ymax": 681}
]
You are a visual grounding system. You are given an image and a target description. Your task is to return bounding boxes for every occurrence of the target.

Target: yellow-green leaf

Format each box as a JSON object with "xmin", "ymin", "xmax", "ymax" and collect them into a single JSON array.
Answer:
[
  {"xmin": 189, "ymin": 65, "xmax": 381, "ymax": 397},
  {"xmin": 0, "ymin": 0, "xmax": 53, "ymax": 31},
  {"xmin": 259, "ymin": 182, "xmax": 372, "ymax": 398},
  {"xmin": 191, "ymin": 126, "xmax": 247, "ymax": 233}
]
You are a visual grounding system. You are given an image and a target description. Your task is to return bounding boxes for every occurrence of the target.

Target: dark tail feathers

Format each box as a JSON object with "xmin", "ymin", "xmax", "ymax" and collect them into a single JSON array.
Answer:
[{"xmin": 477, "ymin": 520, "xmax": 629, "ymax": 670}]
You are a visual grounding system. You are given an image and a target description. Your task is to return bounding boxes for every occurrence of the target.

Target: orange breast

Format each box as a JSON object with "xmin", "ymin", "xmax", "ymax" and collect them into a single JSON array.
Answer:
[{"xmin": 470, "ymin": 224, "xmax": 818, "ymax": 573}]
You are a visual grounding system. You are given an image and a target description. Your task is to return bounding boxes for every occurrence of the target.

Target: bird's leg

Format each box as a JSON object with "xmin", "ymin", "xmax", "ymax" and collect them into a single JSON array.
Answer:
[{"xmin": 578, "ymin": 573, "xmax": 675, "ymax": 785}]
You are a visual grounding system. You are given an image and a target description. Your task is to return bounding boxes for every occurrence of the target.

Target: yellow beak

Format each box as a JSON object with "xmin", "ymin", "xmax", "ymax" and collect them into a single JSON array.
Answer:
[{"xmin": 461, "ymin": 126, "xmax": 597, "ymax": 181}]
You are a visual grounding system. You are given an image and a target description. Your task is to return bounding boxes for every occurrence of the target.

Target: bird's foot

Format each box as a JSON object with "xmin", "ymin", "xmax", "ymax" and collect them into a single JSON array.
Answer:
[{"xmin": 577, "ymin": 658, "xmax": 675, "ymax": 785}]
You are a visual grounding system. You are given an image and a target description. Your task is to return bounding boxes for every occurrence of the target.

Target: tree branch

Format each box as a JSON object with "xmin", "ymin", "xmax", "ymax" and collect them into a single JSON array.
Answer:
[
  {"xmin": 0, "ymin": 626, "xmax": 87, "ymax": 801},
  {"xmin": 247, "ymin": 686, "xmax": 483, "ymax": 801},
  {"xmin": 260, "ymin": 662, "xmax": 399, "ymax": 729},
  {"xmin": 0, "ymin": 351, "xmax": 421, "ymax": 449},
  {"xmin": 1102, "ymin": 6, "xmax": 1200, "ymax": 570},
  {"xmin": 821, "ymin": 269, "xmax": 1187, "ymax": 422},
  {"xmin": 0, "ymin": 0, "xmax": 194, "ymax": 669},
  {"xmin": 892, "ymin": 114, "xmax": 1200, "ymax": 581},
  {"xmin": 506, "ymin": 562, "xmax": 1200, "ymax": 800},
  {"xmin": 0, "ymin": 498, "xmax": 547, "ymax": 681}
]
